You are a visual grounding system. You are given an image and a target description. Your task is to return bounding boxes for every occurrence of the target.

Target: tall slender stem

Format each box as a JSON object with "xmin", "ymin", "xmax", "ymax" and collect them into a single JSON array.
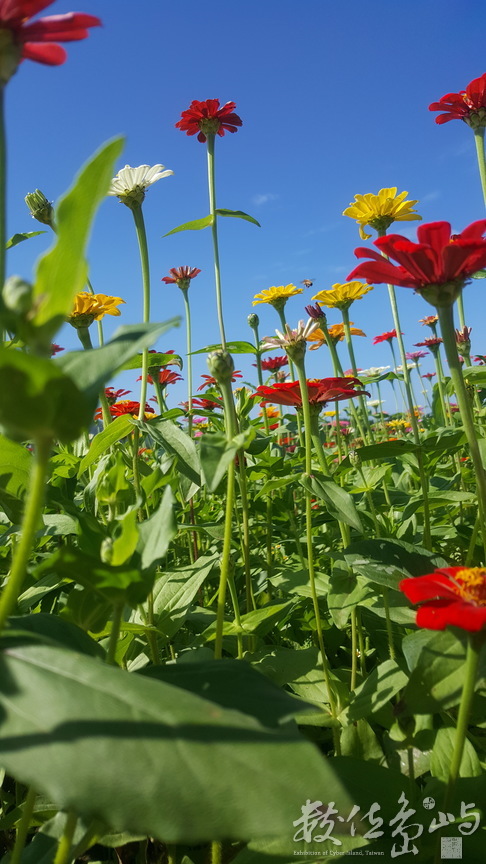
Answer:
[
  {"xmin": 438, "ymin": 304, "xmax": 486, "ymax": 557},
  {"xmin": 0, "ymin": 436, "xmax": 52, "ymax": 633},
  {"xmin": 132, "ymin": 205, "xmax": 151, "ymax": 421},
  {"xmin": 10, "ymin": 787, "xmax": 36, "ymax": 864},
  {"xmin": 53, "ymin": 811, "xmax": 78, "ymax": 864},
  {"xmin": 181, "ymin": 287, "xmax": 193, "ymax": 436},
  {"xmin": 474, "ymin": 127, "xmax": 486, "ymax": 206},
  {"xmin": 342, "ymin": 307, "xmax": 372, "ymax": 441},
  {"xmin": 206, "ymin": 135, "xmax": 227, "ymax": 349}
]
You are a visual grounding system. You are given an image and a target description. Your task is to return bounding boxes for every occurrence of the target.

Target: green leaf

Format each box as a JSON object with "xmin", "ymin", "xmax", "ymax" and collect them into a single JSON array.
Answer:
[
  {"xmin": 150, "ymin": 550, "xmax": 219, "ymax": 639},
  {"xmin": 344, "ymin": 538, "xmax": 447, "ymax": 590},
  {"xmin": 56, "ymin": 320, "xmax": 179, "ymax": 403},
  {"xmin": 191, "ymin": 340, "xmax": 258, "ymax": 355},
  {"xmin": 345, "ymin": 659, "xmax": 408, "ymax": 723},
  {"xmin": 78, "ymin": 415, "xmax": 134, "ymax": 475},
  {"xmin": 202, "ymin": 602, "xmax": 294, "ymax": 642},
  {"xmin": 471, "ymin": 269, "xmax": 486, "ymax": 279},
  {"xmin": 111, "ymin": 509, "xmax": 139, "ymax": 567},
  {"xmin": 142, "ymin": 660, "xmax": 310, "ymax": 728},
  {"xmin": 6, "ymin": 231, "xmax": 45, "ymax": 249},
  {"xmin": 0, "ymin": 434, "xmax": 32, "ymax": 522},
  {"xmin": 118, "ymin": 351, "xmax": 183, "ymax": 372},
  {"xmin": 0, "ymin": 641, "xmax": 354, "ymax": 842},
  {"xmin": 32, "ymin": 138, "xmax": 124, "ymax": 347},
  {"xmin": 300, "ymin": 472, "xmax": 363, "ymax": 531},
  {"xmin": 163, "ymin": 215, "xmax": 214, "ymax": 236},
  {"xmin": 7, "ymin": 614, "xmax": 105, "ymax": 659},
  {"xmin": 430, "ymin": 727, "xmax": 482, "ymax": 780},
  {"xmin": 200, "ymin": 431, "xmax": 237, "ymax": 491},
  {"xmin": 0, "ymin": 348, "xmax": 91, "ymax": 442},
  {"xmin": 214, "ymin": 209, "xmax": 261, "ymax": 227},
  {"xmin": 138, "ymin": 485, "xmax": 177, "ymax": 572},
  {"xmin": 137, "ymin": 415, "xmax": 201, "ymax": 494}
]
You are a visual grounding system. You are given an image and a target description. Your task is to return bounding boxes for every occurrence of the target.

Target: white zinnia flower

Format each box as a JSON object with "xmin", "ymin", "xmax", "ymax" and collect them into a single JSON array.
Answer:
[
  {"xmin": 261, "ymin": 319, "xmax": 319, "ymax": 351},
  {"xmin": 108, "ymin": 164, "xmax": 173, "ymax": 208},
  {"xmin": 359, "ymin": 365, "xmax": 390, "ymax": 378}
]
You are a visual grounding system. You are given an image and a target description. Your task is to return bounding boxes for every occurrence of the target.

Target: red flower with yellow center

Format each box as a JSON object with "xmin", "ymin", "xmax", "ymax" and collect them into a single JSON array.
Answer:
[
  {"xmin": 400, "ymin": 566, "xmax": 486, "ymax": 631},
  {"xmin": 348, "ymin": 221, "xmax": 486, "ymax": 307},
  {"xmin": 175, "ymin": 99, "xmax": 242, "ymax": 143},
  {"xmin": 254, "ymin": 378, "xmax": 369, "ymax": 409},
  {"xmin": 161, "ymin": 266, "xmax": 201, "ymax": 290},
  {"xmin": 429, "ymin": 74, "xmax": 486, "ymax": 127},
  {"xmin": 373, "ymin": 329, "xmax": 401, "ymax": 345},
  {"xmin": 0, "ymin": 0, "xmax": 101, "ymax": 73},
  {"xmin": 95, "ymin": 400, "xmax": 155, "ymax": 420}
]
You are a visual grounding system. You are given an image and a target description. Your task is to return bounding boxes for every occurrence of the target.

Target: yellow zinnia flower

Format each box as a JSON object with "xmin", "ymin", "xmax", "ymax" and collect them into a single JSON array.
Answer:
[
  {"xmin": 343, "ymin": 187, "xmax": 422, "ymax": 240},
  {"xmin": 312, "ymin": 281, "xmax": 373, "ymax": 310},
  {"xmin": 306, "ymin": 322, "xmax": 366, "ymax": 350},
  {"xmin": 69, "ymin": 292, "xmax": 125, "ymax": 328},
  {"xmin": 252, "ymin": 284, "xmax": 303, "ymax": 309}
]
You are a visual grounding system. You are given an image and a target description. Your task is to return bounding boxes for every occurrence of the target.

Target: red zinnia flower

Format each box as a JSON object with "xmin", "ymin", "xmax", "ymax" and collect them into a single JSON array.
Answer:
[
  {"xmin": 373, "ymin": 329, "xmax": 401, "ymax": 345},
  {"xmin": 175, "ymin": 99, "xmax": 242, "ymax": 143},
  {"xmin": 406, "ymin": 351, "xmax": 428, "ymax": 361},
  {"xmin": 0, "ymin": 1, "xmax": 101, "ymax": 71},
  {"xmin": 254, "ymin": 377, "xmax": 369, "ymax": 408},
  {"xmin": 474, "ymin": 354, "xmax": 486, "ymax": 365},
  {"xmin": 414, "ymin": 337, "xmax": 443, "ymax": 351},
  {"xmin": 161, "ymin": 266, "xmax": 201, "ymax": 289},
  {"xmin": 138, "ymin": 369, "xmax": 183, "ymax": 387},
  {"xmin": 50, "ymin": 343, "xmax": 63, "ymax": 355},
  {"xmin": 105, "ymin": 387, "xmax": 131, "ymax": 404},
  {"xmin": 259, "ymin": 355, "xmax": 288, "ymax": 372},
  {"xmin": 422, "ymin": 372, "xmax": 436, "ymax": 380},
  {"xmin": 429, "ymin": 74, "xmax": 486, "ymax": 126},
  {"xmin": 94, "ymin": 400, "xmax": 154, "ymax": 420},
  {"xmin": 399, "ymin": 566, "xmax": 486, "ymax": 631},
  {"xmin": 197, "ymin": 371, "xmax": 243, "ymax": 390},
  {"xmin": 348, "ymin": 221, "xmax": 486, "ymax": 307},
  {"xmin": 192, "ymin": 397, "xmax": 221, "ymax": 410}
]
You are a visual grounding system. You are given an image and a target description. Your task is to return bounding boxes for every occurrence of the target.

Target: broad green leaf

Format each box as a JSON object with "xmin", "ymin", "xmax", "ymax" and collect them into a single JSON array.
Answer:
[
  {"xmin": 118, "ymin": 351, "xmax": 183, "ymax": 372},
  {"xmin": 163, "ymin": 215, "xmax": 214, "ymax": 236},
  {"xmin": 214, "ymin": 209, "xmax": 261, "ymax": 227},
  {"xmin": 0, "ymin": 434, "xmax": 31, "ymax": 522},
  {"xmin": 300, "ymin": 472, "xmax": 363, "ymax": 532},
  {"xmin": 7, "ymin": 614, "xmax": 105, "ymax": 659},
  {"xmin": 401, "ymin": 629, "xmax": 486, "ymax": 714},
  {"xmin": 150, "ymin": 550, "xmax": 219, "ymax": 639},
  {"xmin": 136, "ymin": 415, "xmax": 201, "ymax": 495},
  {"xmin": 348, "ymin": 464, "xmax": 391, "ymax": 492},
  {"xmin": 32, "ymin": 138, "xmax": 124, "ymax": 347},
  {"xmin": 138, "ymin": 485, "xmax": 177, "ymax": 572},
  {"xmin": 344, "ymin": 538, "xmax": 447, "ymax": 590},
  {"xmin": 142, "ymin": 660, "xmax": 311, "ymax": 728},
  {"xmin": 0, "ymin": 642, "xmax": 354, "ymax": 842},
  {"xmin": 0, "ymin": 348, "xmax": 90, "ymax": 442},
  {"xmin": 6, "ymin": 230, "xmax": 45, "ymax": 249},
  {"xmin": 200, "ymin": 430, "xmax": 237, "ymax": 491},
  {"xmin": 430, "ymin": 727, "xmax": 482, "ymax": 780},
  {"xmin": 55, "ymin": 320, "xmax": 179, "ymax": 403},
  {"xmin": 202, "ymin": 602, "xmax": 294, "ymax": 641},
  {"xmin": 78, "ymin": 415, "xmax": 134, "ymax": 475},
  {"xmin": 345, "ymin": 660, "xmax": 408, "ymax": 723},
  {"xmin": 327, "ymin": 562, "xmax": 372, "ymax": 628},
  {"xmin": 248, "ymin": 646, "xmax": 320, "ymax": 688},
  {"xmin": 191, "ymin": 340, "xmax": 258, "ymax": 355},
  {"xmin": 111, "ymin": 509, "xmax": 139, "ymax": 567},
  {"xmin": 35, "ymin": 546, "xmax": 153, "ymax": 607}
]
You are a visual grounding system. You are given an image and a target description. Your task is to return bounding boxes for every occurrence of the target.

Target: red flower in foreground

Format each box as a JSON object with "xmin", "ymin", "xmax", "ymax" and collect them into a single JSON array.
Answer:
[
  {"xmin": 0, "ymin": 1, "xmax": 101, "ymax": 70},
  {"xmin": 161, "ymin": 266, "xmax": 201, "ymax": 289},
  {"xmin": 400, "ymin": 566, "xmax": 486, "ymax": 631},
  {"xmin": 197, "ymin": 371, "xmax": 242, "ymax": 390},
  {"xmin": 259, "ymin": 355, "xmax": 289, "ymax": 372},
  {"xmin": 348, "ymin": 221, "xmax": 486, "ymax": 307},
  {"xmin": 254, "ymin": 378, "xmax": 369, "ymax": 409},
  {"xmin": 373, "ymin": 329, "xmax": 401, "ymax": 345},
  {"xmin": 175, "ymin": 99, "xmax": 242, "ymax": 143},
  {"xmin": 429, "ymin": 74, "xmax": 486, "ymax": 126},
  {"xmin": 95, "ymin": 400, "xmax": 154, "ymax": 420}
]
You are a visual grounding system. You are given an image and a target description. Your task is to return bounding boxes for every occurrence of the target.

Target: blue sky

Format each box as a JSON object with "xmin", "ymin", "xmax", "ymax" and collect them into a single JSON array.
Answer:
[{"xmin": 6, "ymin": 0, "xmax": 486, "ymax": 414}]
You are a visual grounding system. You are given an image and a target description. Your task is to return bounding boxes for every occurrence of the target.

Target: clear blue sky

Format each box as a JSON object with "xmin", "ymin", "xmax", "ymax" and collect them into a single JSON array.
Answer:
[{"xmin": 6, "ymin": 0, "xmax": 486, "ymax": 413}]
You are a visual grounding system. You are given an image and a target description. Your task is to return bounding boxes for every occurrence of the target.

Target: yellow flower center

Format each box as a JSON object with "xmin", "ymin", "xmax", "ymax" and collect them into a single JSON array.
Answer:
[{"xmin": 451, "ymin": 568, "xmax": 486, "ymax": 606}]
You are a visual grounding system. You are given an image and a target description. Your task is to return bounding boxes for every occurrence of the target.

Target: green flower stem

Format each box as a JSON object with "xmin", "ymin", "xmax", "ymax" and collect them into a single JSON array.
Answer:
[
  {"xmin": 432, "ymin": 351, "xmax": 451, "ymax": 425},
  {"xmin": 466, "ymin": 510, "xmax": 481, "ymax": 566},
  {"xmin": 10, "ymin": 787, "xmax": 36, "ymax": 864},
  {"xmin": 456, "ymin": 292, "xmax": 466, "ymax": 332},
  {"xmin": 382, "ymin": 587, "xmax": 396, "ymax": 662},
  {"xmin": 53, "ymin": 811, "xmax": 78, "ymax": 864},
  {"xmin": 214, "ymin": 460, "xmax": 235, "ymax": 660},
  {"xmin": 415, "ymin": 363, "xmax": 432, "ymax": 410},
  {"xmin": 443, "ymin": 636, "xmax": 481, "ymax": 815},
  {"xmin": 106, "ymin": 602, "xmax": 124, "ymax": 665},
  {"xmin": 321, "ymin": 320, "xmax": 367, "ymax": 442},
  {"xmin": 438, "ymin": 304, "xmax": 486, "ymax": 555},
  {"xmin": 0, "ymin": 86, "xmax": 6, "ymax": 342},
  {"xmin": 294, "ymin": 358, "xmax": 340, "ymax": 743},
  {"xmin": 376, "ymin": 381, "xmax": 388, "ymax": 435},
  {"xmin": 227, "ymin": 563, "xmax": 244, "ymax": 659},
  {"xmin": 249, "ymin": 318, "xmax": 271, "ymax": 436},
  {"xmin": 86, "ymin": 277, "xmax": 105, "ymax": 348},
  {"xmin": 153, "ymin": 379, "xmax": 167, "ymax": 414},
  {"xmin": 206, "ymin": 134, "xmax": 227, "ymax": 349},
  {"xmin": 277, "ymin": 307, "xmax": 296, "ymax": 381},
  {"xmin": 76, "ymin": 325, "xmax": 111, "ymax": 427},
  {"xmin": 130, "ymin": 204, "xmax": 151, "ymax": 500},
  {"xmin": 342, "ymin": 308, "xmax": 373, "ymax": 442},
  {"xmin": 0, "ymin": 435, "xmax": 52, "ymax": 634},
  {"xmin": 211, "ymin": 840, "xmax": 223, "ymax": 864},
  {"xmin": 181, "ymin": 287, "xmax": 194, "ymax": 436},
  {"xmin": 474, "ymin": 127, "xmax": 486, "ymax": 206}
]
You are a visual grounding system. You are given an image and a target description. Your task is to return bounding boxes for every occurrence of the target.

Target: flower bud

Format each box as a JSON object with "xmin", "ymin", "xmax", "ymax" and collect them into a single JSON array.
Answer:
[
  {"xmin": 247, "ymin": 312, "xmax": 259, "ymax": 328},
  {"xmin": 348, "ymin": 449, "xmax": 361, "ymax": 466},
  {"xmin": 207, "ymin": 349, "xmax": 235, "ymax": 384},
  {"xmin": 25, "ymin": 189, "xmax": 55, "ymax": 227},
  {"xmin": 3, "ymin": 276, "xmax": 33, "ymax": 315}
]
